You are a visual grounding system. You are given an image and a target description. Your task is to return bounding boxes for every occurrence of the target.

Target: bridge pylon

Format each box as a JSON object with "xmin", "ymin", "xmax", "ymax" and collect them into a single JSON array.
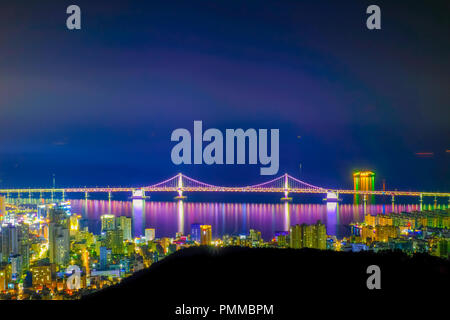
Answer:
[
  {"xmin": 280, "ymin": 173, "xmax": 292, "ymax": 202},
  {"xmin": 174, "ymin": 173, "xmax": 187, "ymax": 200}
]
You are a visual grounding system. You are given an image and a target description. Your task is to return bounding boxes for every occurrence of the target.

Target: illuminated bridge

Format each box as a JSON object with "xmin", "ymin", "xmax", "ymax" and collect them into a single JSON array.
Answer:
[{"xmin": 0, "ymin": 173, "xmax": 449, "ymax": 204}]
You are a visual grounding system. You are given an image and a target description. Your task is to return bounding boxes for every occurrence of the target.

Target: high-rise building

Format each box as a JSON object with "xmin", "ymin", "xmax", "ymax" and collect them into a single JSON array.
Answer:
[
  {"xmin": 1, "ymin": 225, "xmax": 19, "ymax": 262},
  {"xmin": 191, "ymin": 223, "xmax": 201, "ymax": 242},
  {"xmin": 145, "ymin": 228, "xmax": 155, "ymax": 242},
  {"xmin": 315, "ymin": 221, "xmax": 327, "ymax": 250},
  {"xmin": 106, "ymin": 229, "xmax": 124, "ymax": 254},
  {"xmin": 99, "ymin": 246, "xmax": 108, "ymax": 270},
  {"xmin": 0, "ymin": 196, "xmax": 5, "ymax": 222},
  {"xmin": 289, "ymin": 221, "xmax": 327, "ymax": 250},
  {"xmin": 0, "ymin": 267, "xmax": 8, "ymax": 291},
  {"xmin": 200, "ymin": 225, "xmax": 212, "ymax": 245},
  {"xmin": 48, "ymin": 223, "xmax": 70, "ymax": 266},
  {"xmin": 10, "ymin": 254, "xmax": 22, "ymax": 279},
  {"xmin": 353, "ymin": 171, "xmax": 375, "ymax": 204},
  {"xmin": 18, "ymin": 224, "xmax": 30, "ymax": 272},
  {"xmin": 48, "ymin": 208, "xmax": 69, "ymax": 226},
  {"xmin": 289, "ymin": 225, "xmax": 302, "ymax": 249},
  {"xmin": 302, "ymin": 224, "xmax": 314, "ymax": 248},
  {"xmin": 116, "ymin": 216, "xmax": 132, "ymax": 241},
  {"xmin": 69, "ymin": 214, "xmax": 81, "ymax": 236}
]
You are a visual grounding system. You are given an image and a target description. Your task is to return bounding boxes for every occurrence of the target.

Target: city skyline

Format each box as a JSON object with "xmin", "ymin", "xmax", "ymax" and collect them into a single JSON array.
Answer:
[
  {"xmin": 0, "ymin": 197, "xmax": 448, "ymax": 300},
  {"xmin": 0, "ymin": 0, "xmax": 448, "ymax": 310}
]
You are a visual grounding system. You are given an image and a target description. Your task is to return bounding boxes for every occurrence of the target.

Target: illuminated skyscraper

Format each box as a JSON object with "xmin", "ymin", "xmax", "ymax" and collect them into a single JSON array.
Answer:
[
  {"xmin": 200, "ymin": 225, "xmax": 212, "ymax": 245},
  {"xmin": 353, "ymin": 171, "xmax": 375, "ymax": 204},
  {"xmin": 289, "ymin": 221, "xmax": 327, "ymax": 250},
  {"xmin": 191, "ymin": 223, "xmax": 201, "ymax": 242},
  {"xmin": 0, "ymin": 196, "xmax": 5, "ymax": 221},
  {"xmin": 99, "ymin": 246, "xmax": 108, "ymax": 270},
  {"xmin": 10, "ymin": 255, "xmax": 22, "ymax": 279},
  {"xmin": 116, "ymin": 216, "xmax": 132, "ymax": 241},
  {"xmin": 48, "ymin": 223, "xmax": 70, "ymax": 266},
  {"xmin": 314, "ymin": 221, "xmax": 327, "ymax": 250},
  {"xmin": 47, "ymin": 206, "xmax": 70, "ymax": 268},
  {"xmin": 1, "ymin": 225, "xmax": 19, "ymax": 262},
  {"xmin": 145, "ymin": 228, "xmax": 155, "ymax": 242},
  {"xmin": 289, "ymin": 225, "xmax": 302, "ymax": 249},
  {"xmin": 69, "ymin": 214, "xmax": 81, "ymax": 236},
  {"xmin": 0, "ymin": 267, "xmax": 7, "ymax": 291},
  {"xmin": 18, "ymin": 224, "xmax": 30, "ymax": 272},
  {"xmin": 106, "ymin": 229, "xmax": 124, "ymax": 254}
]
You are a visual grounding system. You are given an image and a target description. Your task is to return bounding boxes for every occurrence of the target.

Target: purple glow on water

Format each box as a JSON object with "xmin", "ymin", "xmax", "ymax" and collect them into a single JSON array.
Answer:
[{"xmin": 70, "ymin": 200, "xmax": 422, "ymax": 240}]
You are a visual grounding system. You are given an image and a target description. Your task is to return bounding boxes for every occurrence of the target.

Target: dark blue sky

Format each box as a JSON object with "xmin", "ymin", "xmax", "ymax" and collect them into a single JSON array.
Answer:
[{"xmin": 0, "ymin": 0, "xmax": 448, "ymax": 192}]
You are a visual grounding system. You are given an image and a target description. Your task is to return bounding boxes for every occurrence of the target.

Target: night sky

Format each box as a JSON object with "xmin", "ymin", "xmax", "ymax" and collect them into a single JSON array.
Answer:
[{"xmin": 0, "ymin": 0, "xmax": 448, "ymax": 192}]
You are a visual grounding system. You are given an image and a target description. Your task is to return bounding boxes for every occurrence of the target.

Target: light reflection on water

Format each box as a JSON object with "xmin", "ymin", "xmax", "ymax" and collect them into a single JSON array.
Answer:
[{"xmin": 65, "ymin": 199, "xmax": 444, "ymax": 240}]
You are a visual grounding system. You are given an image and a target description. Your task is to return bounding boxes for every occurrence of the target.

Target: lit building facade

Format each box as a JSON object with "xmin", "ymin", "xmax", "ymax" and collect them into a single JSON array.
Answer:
[
  {"xmin": 200, "ymin": 225, "xmax": 212, "ymax": 245},
  {"xmin": 353, "ymin": 171, "xmax": 375, "ymax": 204},
  {"xmin": 145, "ymin": 228, "xmax": 155, "ymax": 242},
  {"xmin": 191, "ymin": 224, "xmax": 201, "ymax": 242},
  {"xmin": 289, "ymin": 221, "xmax": 327, "ymax": 250}
]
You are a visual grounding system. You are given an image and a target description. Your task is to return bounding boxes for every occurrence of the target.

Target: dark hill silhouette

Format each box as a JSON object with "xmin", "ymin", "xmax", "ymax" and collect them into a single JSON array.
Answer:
[{"xmin": 79, "ymin": 246, "xmax": 448, "ymax": 318}]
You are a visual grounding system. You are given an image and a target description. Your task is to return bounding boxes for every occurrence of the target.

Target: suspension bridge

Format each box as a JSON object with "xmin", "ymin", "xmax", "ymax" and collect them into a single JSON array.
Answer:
[{"xmin": 0, "ymin": 173, "xmax": 449, "ymax": 204}]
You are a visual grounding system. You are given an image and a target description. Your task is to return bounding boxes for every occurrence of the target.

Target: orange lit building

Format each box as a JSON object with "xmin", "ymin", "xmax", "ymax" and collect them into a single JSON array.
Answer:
[
  {"xmin": 30, "ymin": 265, "xmax": 53, "ymax": 287},
  {"xmin": 0, "ymin": 196, "xmax": 5, "ymax": 222},
  {"xmin": 200, "ymin": 225, "xmax": 212, "ymax": 245}
]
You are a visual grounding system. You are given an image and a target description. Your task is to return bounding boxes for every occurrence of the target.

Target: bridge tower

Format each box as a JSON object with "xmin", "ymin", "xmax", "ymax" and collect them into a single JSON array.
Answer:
[
  {"xmin": 62, "ymin": 190, "xmax": 66, "ymax": 201},
  {"xmin": 175, "ymin": 173, "xmax": 187, "ymax": 200},
  {"xmin": 281, "ymin": 174, "xmax": 292, "ymax": 202}
]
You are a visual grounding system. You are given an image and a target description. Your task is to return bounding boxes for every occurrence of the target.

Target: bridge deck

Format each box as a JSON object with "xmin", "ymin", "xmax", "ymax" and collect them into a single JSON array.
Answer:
[
  {"xmin": 0, "ymin": 173, "xmax": 448, "ymax": 197},
  {"xmin": 0, "ymin": 187, "xmax": 448, "ymax": 197}
]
